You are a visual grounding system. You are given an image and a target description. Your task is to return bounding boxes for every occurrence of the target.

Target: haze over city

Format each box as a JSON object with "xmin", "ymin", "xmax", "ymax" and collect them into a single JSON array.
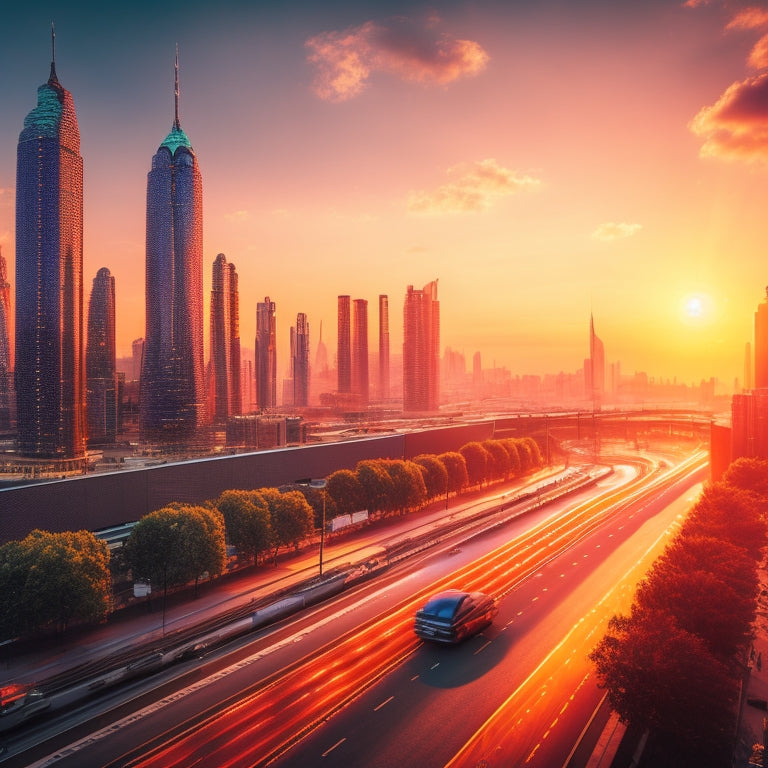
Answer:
[{"xmin": 1, "ymin": 0, "xmax": 767, "ymax": 385}]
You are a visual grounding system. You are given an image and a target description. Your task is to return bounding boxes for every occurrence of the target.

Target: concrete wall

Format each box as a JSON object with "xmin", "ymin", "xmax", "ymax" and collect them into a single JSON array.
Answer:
[{"xmin": 0, "ymin": 423, "xmax": 495, "ymax": 543}]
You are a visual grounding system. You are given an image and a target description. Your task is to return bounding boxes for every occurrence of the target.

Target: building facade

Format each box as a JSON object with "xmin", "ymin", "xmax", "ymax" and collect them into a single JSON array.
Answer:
[
  {"xmin": 140, "ymin": 51, "xmax": 207, "ymax": 448},
  {"xmin": 755, "ymin": 288, "xmax": 768, "ymax": 389},
  {"xmin": 352, "ymin": 298, "xmax": 369, "ymax": 405},
  {"xmin": 209, "ymin": 253, "xmax": 241, "ymax": 424},
  {"xmin": 378, "ymin": 295, "xmax": 390, "ymax": 401},
  {"xmin": 255, "ymin": 297, "xmax": 277, "ymax": 410},
  {"xmin": 15, "ymin": 39, "xmax": 85, "ymax": 457},
  {"xmin": 292, "ymin": 312, "xmax": 310, "ymax": 407},
  {"xmin": 403, "ymin": 280, "xmax": 440, "ymax": 412},
  {"xmin": 86, "ymin": 267, "xmax": 117, "ymax": 444},
  {"xmin": 0, "ymin": 248, "xmax": 12, "ymax": 431},
  {"xmin": 337, "ymin": 295, "xmax": 351, "ymax": 394}
]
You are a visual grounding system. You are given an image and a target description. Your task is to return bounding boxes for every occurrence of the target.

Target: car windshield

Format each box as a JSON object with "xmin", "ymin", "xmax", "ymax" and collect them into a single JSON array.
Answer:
[{"xmin": 423, "ymin": 594, "xmax": 463, "ymax": 619}]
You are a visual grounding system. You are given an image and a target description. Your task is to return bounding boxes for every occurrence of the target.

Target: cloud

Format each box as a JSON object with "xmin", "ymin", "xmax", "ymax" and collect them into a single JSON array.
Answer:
[
  {"xmin": 306, "ymin": 16, "xmax": 488, "ymax": 102},
  {"xmin": 591, "ymin": 222, "xmax": 643, "ymax": 241},
  {"xmin": 690, "ymin": 72, "xmax": 768, "ymax": 161},
  {"xmin": 749, "ymin": 33, "xmax": 768, "ymax": 68},
  {"xmin": 224, "ymin": 210, "xmax": 252, "ymax": 222},
  {"xmin": 726, "ymin": 7, "xmax": 768, "ymax": 31},
  {"xmin": 407, "ymin": 159, "xmax": 540, "ymax": 215}
]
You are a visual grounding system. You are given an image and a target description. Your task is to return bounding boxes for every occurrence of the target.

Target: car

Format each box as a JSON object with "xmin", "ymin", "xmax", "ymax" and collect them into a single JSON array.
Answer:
[{"xmin": 414, "ymin": 589, "xmax": 498, "ymax": 644}]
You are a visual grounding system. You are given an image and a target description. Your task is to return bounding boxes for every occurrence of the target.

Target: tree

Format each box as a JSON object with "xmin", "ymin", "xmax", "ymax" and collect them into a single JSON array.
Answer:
[
  {"xmin": 216, "ymin": 489, "xmax": 273, "ymax": 564},
  {"xmin": 355, "ymin": 459, "xmax": 395, "ymax": 516},
  {"xmin": 384, "ymin": 460, "xmax": 427, "ymax": 515},
  {"xmin": 721, "ymin": 457, "xmax": 768, "ymax": 499},
  {"xmin": 590, "ymin": 607, "xmax": 737, "ymax": 767},
  {"xmin": 326, "ymin": 469, "xmax": 364, "ymax": 517},
  {"xmin": 482, "ymin": 440, "xmax": 511, "ymax": 482},
  {"xmin": 634, "ymin": 566, "xmax": 755, "ymax": 665},
  {"xmin": 260, "ymin": 488, "xmax": 315, "ymax": 560},
  {"xmin": 501, "ymin": 439, "xmax": 522, "ymax": 477},
  {"xmin": 438, "ymin": 451, "xmax": 469, "ymax": 495},
  {"xmin": 686, "ymin": 482, "xmax": 766, "ymax": 559},
  {"xmin": 0, "ymin": 530, "xmax": 111, "ymax": 636},
  {"xmin": 460, "ymin": 441, "xmax": 491, "ymax": 487},
  {"xmin": 126, "ymin": 503, "xmax": 227, "ymax": 600},
  {"xmin": 413, "ymin": 454, "xmax": 449, "ymax": 501}
]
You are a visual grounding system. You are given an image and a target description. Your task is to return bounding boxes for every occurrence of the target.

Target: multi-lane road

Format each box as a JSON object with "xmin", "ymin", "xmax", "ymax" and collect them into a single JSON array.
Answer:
[{"xmin": 21, "ymin": 450, "xmax": 707, "ymax": 768}]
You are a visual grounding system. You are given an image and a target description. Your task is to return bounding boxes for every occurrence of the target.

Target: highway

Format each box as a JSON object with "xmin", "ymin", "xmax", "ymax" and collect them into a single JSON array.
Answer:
[{"xmin": 21, "ymin": 450, "xmax": 707, "ymax": 768}]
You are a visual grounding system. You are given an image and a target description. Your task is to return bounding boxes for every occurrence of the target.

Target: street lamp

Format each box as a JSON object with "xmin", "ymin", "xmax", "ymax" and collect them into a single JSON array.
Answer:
[{"xmin": 309, "ymin": 479, "xmax": 328, "ymax": 576}]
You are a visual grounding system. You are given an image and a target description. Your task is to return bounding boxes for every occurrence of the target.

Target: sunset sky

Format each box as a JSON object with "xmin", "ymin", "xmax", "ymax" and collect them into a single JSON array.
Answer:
[{"xmin": 2, "ymin": 0, "xmax": 768, "ymax": 388}]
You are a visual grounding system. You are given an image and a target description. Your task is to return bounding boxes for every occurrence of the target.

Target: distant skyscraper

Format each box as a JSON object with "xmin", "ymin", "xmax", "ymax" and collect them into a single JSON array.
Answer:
[
  {"xmin": 337, "ymin": 295, "xmax": 351, "ymax": 393},
  {"xmin": 131, "ymin": 338, "xmax": 144, "ymax": 382},
  {"xmin": 352, "ymin": 299, "xmax": 369, "ymax": 404},
  {"xmin": 378, "ymin": 295, "xmax": 390, "ymax": 401},
  {"xmin": 403, "ymin": 280, "xmax": 440, "ymax": 412},
  {"xmin": 755, "ymin": 288, "xmax": 768, "ymax": 389},
  {"xmin": 209, "ymin": 254, "xmax": 241, "ymax": 424},
  {"xmin": 15, "ymin": 30, "xmax": 85, "ymax": 457},
  {"xmin": 255, "ymin": 297, "xmax": 277, "ymax": 410},
  {"xmin": 140, "ymin": 49, "xmax": 207, "ymax": 446},
  {"xmin": 86, "ymin": 268, "xmax": 117, "ymax": 444},
  {"xmin": 315, "ymin": 319, "xmax": 328, "ymax": 377},
  {"xmin": 744, "ymin": 342, "xmax": 753, "ymax": 392},
  {"xmin": 292, "ymin": 312, "xmax": 309, "ymax": 407},
  {"xmin": 588, "ymin": 314, "xmax": 605, "ymax": 408},
  {"xmin": 0, "ymin": 247, "xmax": 12, "ymax": 431}
]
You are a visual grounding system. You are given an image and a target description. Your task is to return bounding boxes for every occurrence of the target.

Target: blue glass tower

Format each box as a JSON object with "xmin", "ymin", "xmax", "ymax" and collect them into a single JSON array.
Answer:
[
  {"xmin": 140, "ymin": 49, "xmax": 207, "ymax": 447},
  {"xmin": 15, "ymin": 29, "xmax": 85, "ymax": 458}
]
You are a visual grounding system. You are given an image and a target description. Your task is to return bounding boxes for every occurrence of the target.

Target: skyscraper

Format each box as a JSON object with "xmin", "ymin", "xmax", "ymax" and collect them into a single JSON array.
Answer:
[
  {"xmin": 292, "ymin": 313, "xmax": 309, "ymax": 407},
  {"xmin": 755, "ymin": 288, "xmax": 768, "ymax": 389},
  {"xmin": 255, "ymin": 297, "xmax": 277, "ymax": 410},
  {"xmin": 86, "ymin": 268, "xmax": 117, "ymax": 444},
  {"xmin": 403, "ymin": 280, "xmax": 440, "ymax": 412},
  {"xmin": 0, "ymin": 247, "xmax": 12, "ymax": 431},
  {"xmin": 209, "ymin": 254, "xmax": 241, "ymax": 424},
  {"xmin": 352, "ymin": 298, "xmax": 369, "ymax": 404},
  {"xmin": 15, "ymin": 29, "xmax": 85, "ymax": 458},
  {"xmin": 378, "ymin": 295, "xmax": 390, "ymax": 401},
  {"xmin": 337, "ymin": 295, "xmax": 351, "ymax": 394},
  {"xmin": 140, "ymin": 49, "xmax": 207, "ymax": 447},
  {"xmin": 588, "ymin": 313, "xmax": 605, "ymax": 408}
]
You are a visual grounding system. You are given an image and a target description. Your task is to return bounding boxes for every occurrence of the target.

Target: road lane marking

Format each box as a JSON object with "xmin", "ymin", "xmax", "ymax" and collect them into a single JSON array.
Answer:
[
  {"xmin": 374, "ymin": 696, "xmax": 394, "ymax": 711},
  {"xmin": 474, "ymin": 640, "xmax": 491, "ymax": 655},
  {"xmin": 322, "ymin": 738, "xmax": 346, "ymax": 757}
]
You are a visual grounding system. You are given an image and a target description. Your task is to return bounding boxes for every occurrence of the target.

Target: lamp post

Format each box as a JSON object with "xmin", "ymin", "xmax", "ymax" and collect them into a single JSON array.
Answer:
[{"xmin": 309, "ymin": 479, "xmax": 327, "ymax": 576}]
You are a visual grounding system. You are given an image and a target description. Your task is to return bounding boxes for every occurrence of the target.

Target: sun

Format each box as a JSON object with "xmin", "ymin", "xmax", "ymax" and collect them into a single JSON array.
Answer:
[{"xmin": 679, "ymin": 292, "xmax": 714, "ymax": 327}]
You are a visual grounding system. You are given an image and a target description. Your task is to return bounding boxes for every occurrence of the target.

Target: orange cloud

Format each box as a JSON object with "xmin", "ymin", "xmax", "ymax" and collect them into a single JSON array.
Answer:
[
  {"xmin": 407, "ymin": 159, "xmax": 540, "ymax": 215},
  {"xmin": 591, "ymin": 222, "xmax": 642, "ymax": 241},
  {"xmin": 726, "ymin": 7, "xmax": 768, "ymax": 31},
  {"xmin": 306, "ymin": 16, "xmax": 488, "ymax": 102},
  {"xmin": 749, "ymin": 33, "xmax": 768, "ymax": 67},
  {"xmin": 691, "ymin": 72, "xmax": 768, "ymax": 161}
]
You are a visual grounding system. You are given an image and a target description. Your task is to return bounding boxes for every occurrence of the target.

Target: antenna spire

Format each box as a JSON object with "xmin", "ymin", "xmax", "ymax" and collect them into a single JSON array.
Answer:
[
  {"xmin": 49, "ymin": 21, "xmax": 58, "ymax": 83},
  {"xmin": 174, "ymin": 44, "xmax": 180, "ymax": 129}
]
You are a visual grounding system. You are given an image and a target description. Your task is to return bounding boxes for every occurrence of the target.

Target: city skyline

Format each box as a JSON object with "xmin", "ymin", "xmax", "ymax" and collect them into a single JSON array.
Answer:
[{"xmin": 2, "ymin": 1, "xmax": 768, "ymax": 387}]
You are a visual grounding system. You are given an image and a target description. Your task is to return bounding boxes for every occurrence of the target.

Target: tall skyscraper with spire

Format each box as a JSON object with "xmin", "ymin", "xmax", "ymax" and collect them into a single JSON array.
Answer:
[
  {"xmin": 403, "ymin": 280, "xmax": 440, "ymax": 412},
  {"xmin": 140, "ymin": 48, "xmax": 207, "ymax": 447},
  {"xmin": 0, "ymin": 247, "xmax": 12, "ymax": 431},
  {"xmin": 587, "ymin": 313, "xmax": 605, "ymax": 409},
  {"xmin": 255, "ymin": 297, "xmax": 277, "ymax": 410},
  {"xmin": 755, "ymin": 288, "xmax": 768, "ymax": 390},
  {"xmin": 209, "ymin": 253, "xmax": 241, "ymax": 424},
  {"xmin": 86, "ymin": 268, "xmax": 117, "ymax": 444},
  {"xmin": 15, "ymin": 28, "xmax": 85, "ymax": 457}
]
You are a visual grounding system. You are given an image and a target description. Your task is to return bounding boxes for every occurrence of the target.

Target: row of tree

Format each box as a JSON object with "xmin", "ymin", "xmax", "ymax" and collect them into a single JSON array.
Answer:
[
  {"xmin": 589, "ymin": 457, "xmax": 768, "ymax": 767},
  {"xmin": 0, "ymin": 436, "xmax": 544, "ymax": 639}
]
